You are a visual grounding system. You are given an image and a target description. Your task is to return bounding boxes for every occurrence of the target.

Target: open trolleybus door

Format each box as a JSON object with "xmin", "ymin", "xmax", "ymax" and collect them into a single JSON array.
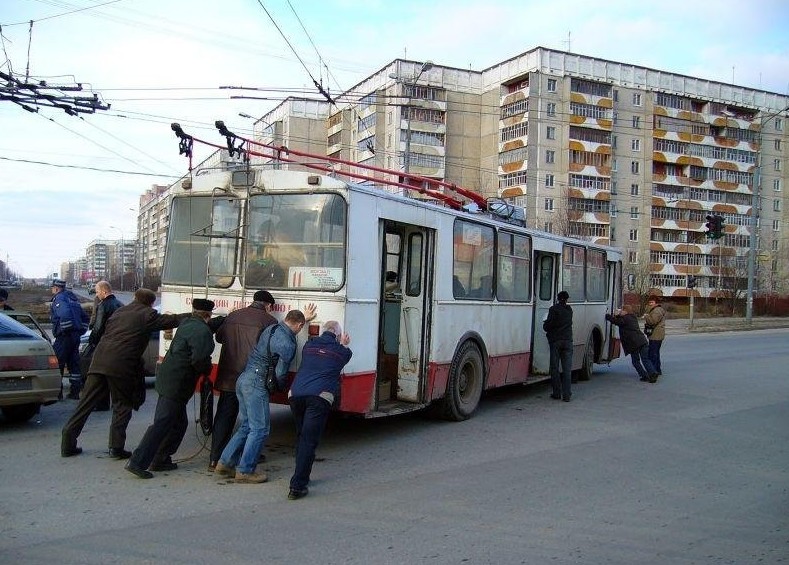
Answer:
[
  {"xmin": 530, "ymin": 252, "xmax": 559, "ymax": 376},
  {"xmin": 377, "ymin": 221, "xmax": 433, "ymax": 405}
]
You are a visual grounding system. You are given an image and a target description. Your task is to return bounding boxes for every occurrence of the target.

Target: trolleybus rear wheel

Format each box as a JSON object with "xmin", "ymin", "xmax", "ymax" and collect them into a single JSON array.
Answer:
[
  {"xmin": 440, "ymin": 341, "xmax": 484, "ymax": 421},
  {"xmin": 577, "ymin": 333, "xmax": 595, "ymax": 381}
]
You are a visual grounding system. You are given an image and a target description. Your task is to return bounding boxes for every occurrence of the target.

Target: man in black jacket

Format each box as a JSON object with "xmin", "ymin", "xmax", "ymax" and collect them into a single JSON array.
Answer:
[
  {"xmin": 543, "ymin": 291, "xmax": 574, "ymax": 402},
  {"xmin": 126, "ymin": 299, "xmax": 216, "ymax": 479},
  {"xmin": 80, "ymin": 281, "xmax": 123, "ymax": 410}
]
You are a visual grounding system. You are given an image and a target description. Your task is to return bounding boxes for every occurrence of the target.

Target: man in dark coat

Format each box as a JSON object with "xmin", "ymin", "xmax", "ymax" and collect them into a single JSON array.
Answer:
[
  {"xmin": 126, "ymin": 299, "xmax": 216, "ymax": 479},
  {"xmin": 606, "ymin": 304, "xmax": 658, "ymax": 383},
  {"xmin": 287, "ymin": 320, "xmax": 352, "ymax": 500},
  {"xmin": 61, "ymin": 288, "xmax": 189, "ymax": 458},
  {"xmin": 209, "ymin": 290, "xmax": 278, "ymax": 470},
  {"xmin": 0, "ymin": 288, "xmax": 13, "ymax": 310},
  {"xmin": 80, "ymin": 280, "xmax": 123, "ymax": 410},
  {"xmin": 543, "ymin": 290, "xmax": 574, "ymax": 402}
]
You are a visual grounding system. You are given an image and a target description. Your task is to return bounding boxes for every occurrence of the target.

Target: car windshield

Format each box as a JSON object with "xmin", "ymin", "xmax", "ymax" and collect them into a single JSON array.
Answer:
[{"xmin": 0, "ymin": 313, "xmax": 42, "ymax": 340}]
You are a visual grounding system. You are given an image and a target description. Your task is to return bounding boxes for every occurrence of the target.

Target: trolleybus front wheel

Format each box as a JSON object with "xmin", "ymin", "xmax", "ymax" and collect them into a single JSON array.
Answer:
[{"xmin": 439, "ymin": 341, "xmax": 484, "ymax": 421}]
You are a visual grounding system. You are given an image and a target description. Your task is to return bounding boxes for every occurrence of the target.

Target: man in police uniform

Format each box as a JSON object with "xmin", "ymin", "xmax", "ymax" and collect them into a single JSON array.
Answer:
[{"xmin": 126, "ymin": 298, "xmax": 216, "ymax": 479}]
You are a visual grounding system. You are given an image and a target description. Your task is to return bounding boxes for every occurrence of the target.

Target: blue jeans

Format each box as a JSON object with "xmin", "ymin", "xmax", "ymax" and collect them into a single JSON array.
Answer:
[
  {"xmin": 549, "ymin": 339, "xmax": 573, "ymax": 399},
  {"xmin": 289, "ymin": 395, "xmax": 331, "ymax": 491},
  {"xmin": 648, "ymin": 339, "xmax": 663, "ymax": 374},
  {"xmin": 631, "ymin": 344, "xmax": 657, "ymax": 379},
  {"xmin": 218, "ymin": 370, "xmax": 270, "ymax": 474}
]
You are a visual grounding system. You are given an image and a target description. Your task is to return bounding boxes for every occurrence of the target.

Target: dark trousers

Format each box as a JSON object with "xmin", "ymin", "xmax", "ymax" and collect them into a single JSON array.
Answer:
[
  {"xmin": 61, "ymin": 372, "xmax": 133, "ymax": 451},
  {"xmin": 549, "ymin": 339, "xmax": 573, "ymax": 400},
  {"xmin": 54, "ymin": 331, "xmax": 82, "ymax": 393},
  {"xmin": 631, "ymin": 344, "xmax": 657, "ymax": 379},
  {"xmin": 289, "ymin": 395, "xmax": 331, "ymax": 491},
  {"xmin": 210, "ymin": 390, "xmax": 239, "ymax": 463},
  {"xmin": 129, "ymin": 396, "xmax": 188, "ymax": 470},
  {"xmin": 648, "ymin": 339, "xmax": 663, "ymax": 374}
]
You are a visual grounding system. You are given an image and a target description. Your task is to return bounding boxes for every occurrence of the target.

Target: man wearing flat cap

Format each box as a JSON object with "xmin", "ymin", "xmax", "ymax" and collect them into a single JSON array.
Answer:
[
  {"xmin": 209, "ymin": 290, "xmax": 279, "ymax": 470},
  {"xmin": 126, "ymin": 298, "xmax": 217, "ymax": 478}
]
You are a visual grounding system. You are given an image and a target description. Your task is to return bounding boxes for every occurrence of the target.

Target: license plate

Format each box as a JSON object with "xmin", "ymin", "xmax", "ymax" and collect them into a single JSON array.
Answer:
[{"xmin": 0, "ymin": 378, "xmax": 33, "ymax": 392}]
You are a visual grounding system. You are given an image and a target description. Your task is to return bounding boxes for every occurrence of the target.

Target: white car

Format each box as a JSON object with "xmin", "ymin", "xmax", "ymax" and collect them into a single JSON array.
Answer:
[{"xmin": 0, "ymin": 312, "xmax": 62, "ymax": 423}]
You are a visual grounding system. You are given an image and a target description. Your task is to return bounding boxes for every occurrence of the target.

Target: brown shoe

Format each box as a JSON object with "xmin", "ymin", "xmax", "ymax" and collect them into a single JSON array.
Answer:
[
  {"xmin": 235, "ymin": 471, "xmax": 268, "ymax": 484},
  {"xmin": 214, "ymin": 462, "xmax": 235, "ymax": 477}
]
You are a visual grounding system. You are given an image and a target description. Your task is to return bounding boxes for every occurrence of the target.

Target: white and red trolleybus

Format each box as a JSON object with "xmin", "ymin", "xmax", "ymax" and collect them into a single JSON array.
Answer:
[{"xmin": 159, "ymin": 123, "xmax": 623, "ymax": 420}]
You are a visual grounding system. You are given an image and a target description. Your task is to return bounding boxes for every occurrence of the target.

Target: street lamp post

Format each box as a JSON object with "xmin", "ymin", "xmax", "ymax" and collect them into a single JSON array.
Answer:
[
  {"xmin": 109, "ymin": 226, "xmax": 124, "ymax": 292},
  {"xmin": 389, "ymin": 61, "xmax": 434, "ymax": 174},
  {"xmin": 746, "ymin": 105, "xmax": 789, "ymax": 324}
]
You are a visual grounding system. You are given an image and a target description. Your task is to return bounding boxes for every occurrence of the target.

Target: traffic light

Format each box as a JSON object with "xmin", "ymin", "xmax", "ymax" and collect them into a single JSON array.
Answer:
[
  {"xmin": 687, "ymin": 276, "xmax": 697, "ymax": 289},
  {"xmin": 714, "ymin": 215, "xmax": 725, "ymax": 239},
  {"xmin": 705, "ymin": 214, "xmax": 725, "ymax": 239}
]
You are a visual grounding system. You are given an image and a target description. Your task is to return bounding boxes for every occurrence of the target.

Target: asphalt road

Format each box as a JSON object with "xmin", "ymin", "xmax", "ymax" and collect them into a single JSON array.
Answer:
[{"xmin": 0, "ymin": 328, "xmax": 787, "ymax": 564}]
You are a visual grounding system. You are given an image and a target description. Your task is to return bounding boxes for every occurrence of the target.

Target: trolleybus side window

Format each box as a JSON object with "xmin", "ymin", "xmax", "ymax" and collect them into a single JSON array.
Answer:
[
  {"xmin": 497, "ymin": 232, "xmax": 531, "ymax": 302},
  {"xmin": 244, "ymin": 193, "xmax": 346, "ymax": 290},
  {"xmin": 453, "ymin": 219, "xmax": 494, "ymax": 300},
  {"xmin": 586, "ymin": 249, "xmax": 607, "ymax": 301},
  {"xmin": 562, "ymin": 245, "xmax": 586, "ymax": 301}
]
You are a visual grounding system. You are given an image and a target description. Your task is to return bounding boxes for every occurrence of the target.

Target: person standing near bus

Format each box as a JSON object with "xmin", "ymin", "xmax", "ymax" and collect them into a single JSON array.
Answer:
[
  {"xmin": 543, "ymin": 290, "xmax": 574, "ymax": 402},
  {"xmin": 642, "ymin": 296, "xmax": 666, "ymax": 380},
  {"xmin": 126, "ymin": 299, "xmax": 216, "ymax": 479},
  {"xmin": 81, "ymin": 281, "xmax": 124, "ymax": 411},
  {"xmin": 209, "ymin": 290, "xmax": 278, "ymax": 470},
  {"xmin": 50, "ymin": 278, "xmax": 89, "ymax": 399},
  {"xmin": 606, "ymin": 305, "xmax": 658, "ymax": 383},
  {"xmin": 0, "ymin": 288, "xmax": 13, "ymax": 310},
  {"xmin": 286, "ymin": 320, "xmax": 352, "ymax": 500},
  {"xmin": 214, "ymin": 309, "xmax": 308, "ymax": 484}
]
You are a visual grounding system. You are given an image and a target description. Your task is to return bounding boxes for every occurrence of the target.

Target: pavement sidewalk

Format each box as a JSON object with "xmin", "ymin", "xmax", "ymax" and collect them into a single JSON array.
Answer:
[{"xmin": 664, "ymin": 316, "xmax": 789, "ymax": 335}]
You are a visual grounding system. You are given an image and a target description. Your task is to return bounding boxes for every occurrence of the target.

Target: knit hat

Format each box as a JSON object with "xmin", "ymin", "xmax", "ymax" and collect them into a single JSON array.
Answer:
[
  {"xmin": 557, "ymin": 291, "xmax": 569, "ymax": 302},
  {"xmin": 51, "ymin": 279, "xmax": 66, "ymax": 288}
]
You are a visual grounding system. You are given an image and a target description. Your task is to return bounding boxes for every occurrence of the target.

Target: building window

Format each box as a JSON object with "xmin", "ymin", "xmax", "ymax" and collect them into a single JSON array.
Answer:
[
  {"xmin": 632, "ymin": 139, "xmax": 641, "ymax": 151},
  {"xmin": 776, "ymin": 139, "xmax": 782, "ymax": 151},
  {"xmin": 611, "ymin": 226, "xmax": 616, "ymax": 240},
  {"xmin": 546, "ymin": 126, "xmax": 556, "ymax": 140},
  {"xmin": 630, "ymin": 183, "xmax": 639, "ymax": 196},
  {"xmin": 612, "ymin": 135, "xmax": 617, "ymax": 149},
  {"xmin": 546, "ymin": 150, "xmax": 555, "ymax": 164},
  {"xmin": 545, "ymin": 174, "xmax": 555, "ymax": 187},
  {"xmin": 545, "ymin": 198, "xmax": 554, "ymax": 211},
  {"xmin": 773, "ymin": 219, "xmax": 780, "ymax": 231},
  {"xmin": 613, "ymin": 112, "xmax": 618, "ymax": 124},
  {"xmin": 628, "ymin": 251, "xmax": 638, "ymax": 264},
  {"xmin": 613, "ymin": 89, "xmax": 619, "ymax": 102},
  {"xmin": 774, "ymin": 159, "xmax": 782, "ymax": 172},
  {"xmin": 774, "ymin": 199, "xmax": 781, "ymax": 212},
  {"xmin": 544, "ymin": 221, "xmax": 553, "ymax": 233},
  {"xmin": 772, "ymin": 239, "xmax": 779, "ymax": 251},
  {"xmin": 631, "ymin": 161, "xmax": 640, "ymax": 174},
  {"xmin": 547, "ymin": 78, "xmax": 557, "ymax": 92},
  {"xmin": 629, "ymin": 229, "xmax": 638, "ymax": 241},
  {"xmin": 633, "ymin": 93, "xmax": 642, "ymax": 106},
  {"xmin": 612, "ymin": 159, "xmax": 618, "ymax": 172},
  {"xmin": 547, "ymin": 102, "xmax": 556, "ymax": 117},
  {"xmin": 774, "ymin": 178, "xmax": 782, "ymax": 192},
  {"xmin": 611, "ymin": 180, "xmax": 618, "ymax": 194},
  {"xmin": 630, "ymin": 206, "xmax": 639, "ymax": 219},
  {"xmin": 632, "ymin": 116, "xmax": 641, "ymax": 129},
  {"xmin": 611, "ymin": 206, "xmax": 618, "ymax": 218},
  {"xmin": 776, "ymin": 117, "xmax": 783, "ymax": 131}
]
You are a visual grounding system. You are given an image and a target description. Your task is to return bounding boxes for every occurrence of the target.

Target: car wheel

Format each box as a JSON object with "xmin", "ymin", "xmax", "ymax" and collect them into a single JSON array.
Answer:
[{"xmin": 1, "ymin": 403, "xmax": 40, "ymax": 423}]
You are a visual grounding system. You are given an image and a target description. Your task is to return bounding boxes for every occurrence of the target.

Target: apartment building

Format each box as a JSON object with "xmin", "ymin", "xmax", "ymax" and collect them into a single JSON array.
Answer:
[{"xmin": 249, "ymin": 47, "xmax": 787, "ymax": 301}]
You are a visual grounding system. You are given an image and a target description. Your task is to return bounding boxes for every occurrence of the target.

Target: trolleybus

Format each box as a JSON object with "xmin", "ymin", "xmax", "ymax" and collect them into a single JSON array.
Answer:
[{"xmin": 158, "ymin": 123, "xmax": 623, "ymax": 420}]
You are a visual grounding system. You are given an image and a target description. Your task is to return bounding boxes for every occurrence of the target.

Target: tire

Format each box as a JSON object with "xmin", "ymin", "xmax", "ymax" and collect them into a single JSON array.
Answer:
[
  {"xmin": 577, "ymin": 334, "xmax": 595, "ymax": 381},
  {"xmin": 1, "ymin": 403, "xmax": 40, "ymax": 423},
  {"xmin": 439, "ymin": 341, "xmax": 485, "ymax": 421}
]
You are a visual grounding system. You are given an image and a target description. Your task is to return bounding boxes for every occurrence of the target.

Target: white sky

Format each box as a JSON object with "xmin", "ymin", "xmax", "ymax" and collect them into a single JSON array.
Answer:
[{"xmin": 1, "ymin": 0, "xmax": 788, "ymax": 277}]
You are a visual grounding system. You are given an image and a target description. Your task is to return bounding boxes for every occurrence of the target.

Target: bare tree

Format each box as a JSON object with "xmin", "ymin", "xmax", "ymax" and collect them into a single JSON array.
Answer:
[{"xmin": 623, "ymin": 251, "xmax": 655, "ymax": 314}]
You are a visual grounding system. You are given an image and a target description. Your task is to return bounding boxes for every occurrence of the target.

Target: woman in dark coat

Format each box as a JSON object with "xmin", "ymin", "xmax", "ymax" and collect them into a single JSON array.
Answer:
[
  {"xmin": 606, "ymin": 304, "xmax": 658, "ymax": 383},
  {"xmin": 61, "ymin": 288, "xmax": 189, "ymax": 458}
]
